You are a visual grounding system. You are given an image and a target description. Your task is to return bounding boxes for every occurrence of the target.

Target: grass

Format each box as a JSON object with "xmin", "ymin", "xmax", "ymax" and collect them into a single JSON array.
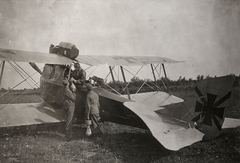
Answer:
[{"xmin": 0, "ymin": 87, "xmax": 240, "ymax": 162}]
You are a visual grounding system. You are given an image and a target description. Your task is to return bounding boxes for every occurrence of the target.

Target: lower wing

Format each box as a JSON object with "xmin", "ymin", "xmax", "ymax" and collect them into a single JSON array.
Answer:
[
  {"xmin": 124, "ymin": 101, "xmax": 204, "ymax": 151},
  {"xmin": 0, "ymin": 102, "xmax": 65, "ymax": 130}
]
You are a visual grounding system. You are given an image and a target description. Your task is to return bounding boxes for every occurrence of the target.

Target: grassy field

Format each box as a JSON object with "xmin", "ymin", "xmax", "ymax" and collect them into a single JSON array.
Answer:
[{"xmin": 0, "ymin": 87, "xmax": 240, "ymax": 162}]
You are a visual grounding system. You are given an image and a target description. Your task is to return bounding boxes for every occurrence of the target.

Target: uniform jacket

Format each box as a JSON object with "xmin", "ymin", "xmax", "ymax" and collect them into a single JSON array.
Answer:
[
  {"xmin": 71, "ymin": 69, "xmax": 87, "ymax": 91},
  {"xmin": 85, "ymin": 90, "xmax": 100, "ymax": 117},
  {"xmin": 63, "ymin": 87, "xmax": 76, "ymax": 110}
]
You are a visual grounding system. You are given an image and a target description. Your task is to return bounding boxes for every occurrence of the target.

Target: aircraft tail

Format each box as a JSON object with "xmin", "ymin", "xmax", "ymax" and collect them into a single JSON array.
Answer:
[
  {"xmin": 191, "ymin": 75, "xmax": 237, "ymax": 139},
  {"xmin": 158, "ymin": 75, "xmax": 240, "ymax": 139}
]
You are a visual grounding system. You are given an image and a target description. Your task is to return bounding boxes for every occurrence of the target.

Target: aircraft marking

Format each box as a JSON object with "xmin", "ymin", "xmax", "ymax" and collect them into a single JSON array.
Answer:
[
  {"xmin": 192, "ymin": 92, "xmax": 231, "ymax": 131},
  {"xmin": 112, "ymin": 56, "xmax": 138, "ymax": 64}
]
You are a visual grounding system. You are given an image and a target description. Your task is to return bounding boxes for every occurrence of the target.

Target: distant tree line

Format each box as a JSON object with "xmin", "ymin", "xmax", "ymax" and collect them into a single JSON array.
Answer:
[
  {"xmin": 1, "ymin": 74, "xmax": 239, "ymax": 95},
  {"xmin": 107, "ymin": 74, "xmax": 240, "ymax": 94}
]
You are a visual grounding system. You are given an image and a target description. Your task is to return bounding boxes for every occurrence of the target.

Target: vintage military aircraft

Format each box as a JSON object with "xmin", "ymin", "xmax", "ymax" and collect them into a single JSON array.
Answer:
[{"xmin": 0, "ymin": 42, "xmax": 240, "ymax": 151}]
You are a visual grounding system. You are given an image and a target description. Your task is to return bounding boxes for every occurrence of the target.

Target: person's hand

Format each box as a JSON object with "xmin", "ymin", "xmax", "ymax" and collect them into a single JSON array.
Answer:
[
  {"xmin": 70, "ymin": 62, "xmax": 74, "ymax": 68},
  {"xmin": 70, "ymin": 86, "xmax": 76, "ymax": 92},
  {"xmin": 70, "ymin": 77, "xmax": 76, "ymax": 83}
]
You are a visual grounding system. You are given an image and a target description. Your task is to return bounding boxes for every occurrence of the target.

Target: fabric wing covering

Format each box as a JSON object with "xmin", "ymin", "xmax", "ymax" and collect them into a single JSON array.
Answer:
[
  {"xmin": 75, "ymin": 55, "xmax": 182, "ymax": 66},
  {"xmin": 124, "ymin": 101, "xmax": 204, "ymax": 151},
  {"xmin": 0, "ymin": 47, "xmax": 182, "ymax": 66},
  {"xmin": 0, "ymin": 48, "xmax": 73, "ymax": 64}
]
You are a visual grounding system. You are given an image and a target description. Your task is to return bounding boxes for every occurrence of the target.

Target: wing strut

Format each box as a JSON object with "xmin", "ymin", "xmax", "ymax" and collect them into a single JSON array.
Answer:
[
  {"xmin": 0, "ymin": 61, "xmax": 5, "ymax": 88},
  {"xmin": 120, "ymin": 66, "xmax": 131, "ymax": 99},
  {"xmin": 109, "ymin": 66, "xmax": 116, "ymax": 89},
  {"xmin": 162, "ymin": 63, "xmax": 169, "ymax": 93},
  {"xmin": 29, "ymin": 62, "xmax": 42, "ymax": 75},
  {"xmin": 150, "ymin": 64, "xmax": 157, "ymax": 85}
]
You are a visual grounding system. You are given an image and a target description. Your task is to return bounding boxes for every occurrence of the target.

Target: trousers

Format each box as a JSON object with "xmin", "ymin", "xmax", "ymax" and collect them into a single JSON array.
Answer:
[
  {"xmin": 74, "ymin": 90, "xmax": 87, "ymax": 119},
  {"xmin": 66, "ymin": 103, "xmax": 75, "ymax": 134}
]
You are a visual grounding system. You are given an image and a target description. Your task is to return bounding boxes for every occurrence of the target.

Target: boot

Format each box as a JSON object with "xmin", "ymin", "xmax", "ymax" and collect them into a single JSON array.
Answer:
[{"xmin": 66, "ymin": 131, "xmax": 72, "ymax": 142}]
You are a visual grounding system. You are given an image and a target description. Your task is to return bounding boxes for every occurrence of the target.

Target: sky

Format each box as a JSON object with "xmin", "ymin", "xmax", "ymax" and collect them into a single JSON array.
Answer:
[{"xmin": 0, "ymin": 0, "xmax": 240, "ymax": 89}]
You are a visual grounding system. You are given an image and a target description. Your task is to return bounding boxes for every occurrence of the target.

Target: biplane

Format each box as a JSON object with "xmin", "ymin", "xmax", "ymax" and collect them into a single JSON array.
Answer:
[{"xmin": 0, "ymin": 42, "xmax": 239, "ymax": 151}]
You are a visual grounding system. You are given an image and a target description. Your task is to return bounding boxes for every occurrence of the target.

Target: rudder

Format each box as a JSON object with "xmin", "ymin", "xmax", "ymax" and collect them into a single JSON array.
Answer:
[
  {"xmin": 157, "ymin": 75, "xmax": 236, "ymax": 140},
  {"xmin": 191, "ymin": 75, "xmax": 235, "ymax": 139}
]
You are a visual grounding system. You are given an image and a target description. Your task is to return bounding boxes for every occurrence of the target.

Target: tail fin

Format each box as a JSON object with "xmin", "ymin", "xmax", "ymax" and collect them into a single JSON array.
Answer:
[
  {"xmin": 192, "ymin": 75, "xmax": 235, "ymax": 139},
  {"xmin": 158, "ymin": 75, "xmax": 237, "ymax": 139}
]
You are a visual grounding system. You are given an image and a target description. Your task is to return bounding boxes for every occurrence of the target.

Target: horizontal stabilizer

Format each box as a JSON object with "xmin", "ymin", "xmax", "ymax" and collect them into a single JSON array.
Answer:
[
  {"xmin": 124, "ymin": 91, "xmax": 184, "ymax": 107},
  {"xmin": 124, "ymin": 101, "xmax": 204, "ymax": 151},
  {"xmin": 222, "ymin": 118, "xmax": 240, "ymax": 129}
]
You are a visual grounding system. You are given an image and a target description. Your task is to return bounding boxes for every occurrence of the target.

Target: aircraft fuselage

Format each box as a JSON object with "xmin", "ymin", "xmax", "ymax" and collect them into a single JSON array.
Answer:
[{"xmin": 40, "ymin": 64, "xmax": 148, "ymax": 129}]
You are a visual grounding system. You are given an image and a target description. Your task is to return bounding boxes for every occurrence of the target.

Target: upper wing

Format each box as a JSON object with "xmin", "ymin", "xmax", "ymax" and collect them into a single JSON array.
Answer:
[
  {"xmin": 0, "ymin": 48, "xmax": 73, "ymax": 64},
  {"xmin": 0, "ymin": 47, "xmax": 182, "ymax": 66},
  {"xmin": 0, "ymin": 47, "xmax": 181, "ymax": 66},
  {"xmin": 76, "ymin": 55, "xmax": 182, "ymax": 66}
]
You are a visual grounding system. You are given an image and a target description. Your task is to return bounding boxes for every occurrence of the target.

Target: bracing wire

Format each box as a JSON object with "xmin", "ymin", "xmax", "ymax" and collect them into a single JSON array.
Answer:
[
  {"xmin": 105, "ymin": 84, "xmax": 121, "ymax": 95},
  {"xmin": 13, "ymin": 61, "xmax": 39, "ymax": 86},
  {"xmin": 0, "ymin": 63, "xmax": 43, "ymax": 98},
  {"xmin": 9, "ymin": 61, "xmax": 38, "ymax": 88},
  {"xmin": 84, "ymin": 65, "xmax": 93, "ymax": 71},
  {"xmin": 8, "ymin": 61, "xmax": 35, "ymax": 88},
  {"xmin": 121, "ymin": 66, "xmax": 144, "ymax": 93},
  {"xmin": 0, "ymin": 81, "xmax": 41, "ymax": 110},
  {"xmin": 86, "ymin": 66, "xmax": 98, "ymax": 78}
]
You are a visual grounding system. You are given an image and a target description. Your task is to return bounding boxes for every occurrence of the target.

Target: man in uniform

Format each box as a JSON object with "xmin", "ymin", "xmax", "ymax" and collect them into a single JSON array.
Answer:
[
  {"xmin": 85, "ymin": 83, "xmax": 103, "ymax": 133},
  {"xmin": 62, "ymin": 80, "xmax": 76, "ymax": 141},
  {"xmin": 70, "ymin": 62, "xmax": 87, "ymax": 122}
]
